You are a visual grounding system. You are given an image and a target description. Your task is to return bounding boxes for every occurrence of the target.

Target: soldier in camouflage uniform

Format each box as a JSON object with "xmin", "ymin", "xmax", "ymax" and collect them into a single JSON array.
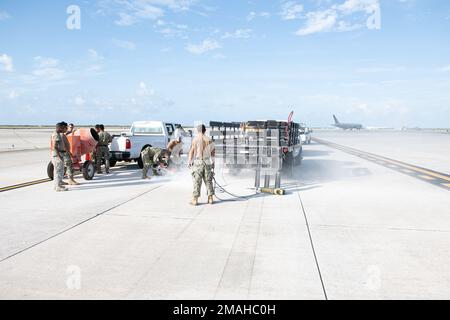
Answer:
[
  {"xmin": 188, "ymin": 124, "xmax": 215, "ymax": 206},
  {"xmin": 141, "ymin": 146, "xmax": 170, "ymax": 179},
  {"xmin": 51, "ymin": 122, "xmax": 67, "ymax": 192},
  {"xmin": 95, "ymin": 124, "xmax": 112, "ymax": 174},
  {"xmin": 61, "ymin": 122, "xmax": 79, "ymax": 185}
]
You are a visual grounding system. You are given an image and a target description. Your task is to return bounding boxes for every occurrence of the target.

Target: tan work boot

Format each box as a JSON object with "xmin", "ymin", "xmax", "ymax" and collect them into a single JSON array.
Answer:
[
  {"xmin": 55, "ymin": 186, "xmax": 67, "ymax": 192},
  {"xmin": 208, "ymin": 195, "xmax": 214, "ymax": 205},
  {"xmin": 68, "ymin": 178, "xmax": 79, "ymax": 185},
  {"xmin": 190, "ymin": 197, "xmax": 199, "ymax": 206}
]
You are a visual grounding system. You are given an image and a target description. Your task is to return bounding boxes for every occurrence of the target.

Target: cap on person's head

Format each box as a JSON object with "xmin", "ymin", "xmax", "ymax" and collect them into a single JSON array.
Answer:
[
  {"xmin": 197, "ymin": 124, "xmax": 206, "ymax": 134},
  {"xmin": 61, "ymin": 121, "xmax": 68, "ymax": 127},
  {"xmin": 100, "ymin": 124, "xmax": 105, "ymax": 130},
  {"xmin": 95, "ymin": 124, "xmax": 101, "ymax": 130}
]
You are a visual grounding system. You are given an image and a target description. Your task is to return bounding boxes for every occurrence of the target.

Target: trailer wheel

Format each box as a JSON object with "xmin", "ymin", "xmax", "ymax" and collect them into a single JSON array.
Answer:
[
  {"xmin": 109, "ymin": 159, "xmax": 117, "ymax": 168},
  {"xmin": 47, "ymin": 161, "xmax": 67, "ymax": 179},
  {"xmin": 47, "ymin": 161, "xmax": 54, "ymax": 180},
  {"xmin": 82, "ymin": 161, "xmax": 95, "ymax": 180}
]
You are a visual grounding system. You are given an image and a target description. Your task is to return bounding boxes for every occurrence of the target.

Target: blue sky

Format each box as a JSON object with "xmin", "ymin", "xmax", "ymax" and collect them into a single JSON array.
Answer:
[{"xmin": 0, "ymin": 0, "xmax": 449, "ymax": 127}]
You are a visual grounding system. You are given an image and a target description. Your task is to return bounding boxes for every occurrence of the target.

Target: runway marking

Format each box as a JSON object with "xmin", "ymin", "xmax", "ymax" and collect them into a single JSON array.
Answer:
[
  {"xmin": 313, "ymin": 138, "xmax": 450, "ymax": 191},
  {"xmin": 419, "ymin": 175, "xmax": 435, "ymax": 181},
  {"xmin": 0, "ymin": 165, "xmax": 125, "ymax": 193},
  {"xmin": 297, "ymin": 191, "xmax": 328, "ymax": 300},
  {"xmin": 0, "ymin": 178, "xmax": 51, "ymax": 193}
]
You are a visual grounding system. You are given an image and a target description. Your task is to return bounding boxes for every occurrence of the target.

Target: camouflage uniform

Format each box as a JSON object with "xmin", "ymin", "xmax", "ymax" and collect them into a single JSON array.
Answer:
[
  {"xmin": 192, "ymin": 160, "xmax": 215, "ymax": 197},
  {"xmin": 190, "ymin": 134, "xmax": 215, "ymax": 198},
  {"xmin": 96, "ymin": 131, "xmax": 112, "ymax": 173},
  {"xmin": 51, "ymin": 131, "xmax": 65, "ymax": 189},
  {"xmin": 62, "ymin": 134, "xmax": 74, "ymax": 179},
  {"xmin": 141, "ymin": 146, "xmax": 164, "ymax": 178}
]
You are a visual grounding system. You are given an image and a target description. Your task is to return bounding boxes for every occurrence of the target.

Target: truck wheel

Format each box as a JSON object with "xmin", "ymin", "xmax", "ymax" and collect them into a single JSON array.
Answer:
[
  {"xmin": 137, "ymin": 156, "xmax": 144, "ymax": 169},
  {"xmin": 47, "ymin": 162, "xmax": 54, "ymax": 180},
  {"xmin": 82, "ymin": 161, "xmax": 95, "ymax": 180},
  {"xmin": 109, "ymin": 159, "xmax": 117, "ymax": 168}
]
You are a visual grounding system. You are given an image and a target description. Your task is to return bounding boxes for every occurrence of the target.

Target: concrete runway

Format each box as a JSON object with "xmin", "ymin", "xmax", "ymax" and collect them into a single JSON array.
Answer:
[{"xmin": 0, "ymin": 129, "xmax": 449, "ymax": 299}]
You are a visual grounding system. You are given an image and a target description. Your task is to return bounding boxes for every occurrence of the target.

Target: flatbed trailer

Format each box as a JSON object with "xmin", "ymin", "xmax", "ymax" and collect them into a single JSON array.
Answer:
[{"xmin": 209, "ymin": 119, "xmax": 303, "ymax": 190}]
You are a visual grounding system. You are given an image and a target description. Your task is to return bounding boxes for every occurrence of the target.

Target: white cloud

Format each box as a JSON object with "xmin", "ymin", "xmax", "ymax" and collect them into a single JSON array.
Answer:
[
  {"xmin": 247, "ymin": 11, "xmax": 270, "ymax": 21},
  {"xmin": 357, "ymin": 66, "xmax": 404, "ymax": 73},
  {"xmin": 9, "ymin": 90, "xmax": 19, "ymax": 99},
  {"xmin": 88, "ymin": 49, "xmax": 103, "ymax": 60},
  {"xmin": 30, "ymin": 56, "xmax": 66, "ymax": 80},
  {"xmin": 34, "ymin": 56, "xmax": 60, "ymax": 68},
  {"xmin": 136, "ymin": 81, "xmax": 155, "ymax": 96},
  {"xmin": 74, "ymin": 96, "xmax": 86, "ymax": 106},
  {"xmin": 296, "ymin": 10, "xmax": 337, "ymax": 36},
  {"xmin": 222, "ymin": 29, "xmax": 252, "ymax": 39},
  {"xmin": 337, "ymin": 20, "xmax": 361, "ymax": 32},
  {"xmin": 115, "ymin": 12, "xmax": 138, "ymax": 26},
  {"xmin": 112, "ymin": 38, "xmax": 137, "ymax": 50},
  {"xmin": 99, "ymin": 0, "xmax": 196, "ymax": 26},
  {"xmin": 186, "ymin": 39, "xmax": 221, "ymax": 54},
  {"xmin": 281, "ymin": 1, "xmax": 304, "ymax": 20},
  {"xmin": 32, "ymin": 68, "xmax": 66, "ymax": 80},
  {"xmin": 154, "ymin": 23, "xmax": 189, "ymax": 38},
  {"xmin": 0, "ymin": 11, "xmax": 11, "ymax": 21},
  {"xmin": 338, "ymin": 0, "xmax": 379, "ymax": 15},
  {"xmin": 0, "ymin": 54, "xmax": 14, "ymax": 72},
  {"xmin": 293, "ymin": 0, "xmax": 381, "ymax": 36}
]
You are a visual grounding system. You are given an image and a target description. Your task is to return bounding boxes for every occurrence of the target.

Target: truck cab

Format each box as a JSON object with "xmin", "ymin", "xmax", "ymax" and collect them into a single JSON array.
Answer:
[{"xmin": 110, "ymin": 121, "xmax": 171, "ymax": 168}]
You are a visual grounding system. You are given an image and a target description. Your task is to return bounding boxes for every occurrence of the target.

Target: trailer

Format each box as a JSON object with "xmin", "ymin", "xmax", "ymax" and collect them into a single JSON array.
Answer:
[
  {"xmin": 47, "ymin": 128, "xmax": 99, "ymax": 181},
  {"xmin": 209, "ymin": 115, "xmax": 303, "ymax": 191}
]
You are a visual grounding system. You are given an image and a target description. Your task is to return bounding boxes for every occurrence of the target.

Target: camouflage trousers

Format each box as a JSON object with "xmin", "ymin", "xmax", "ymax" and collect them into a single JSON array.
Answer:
[
  {"xmin": 192, "ymin": 160, "xmax": 214, "ymax": 198},
  {"xmin": 95, "ymin": 146, "xmax": 110, "ymax": 173},
  {"xmin": 141, "ymin": 152, "xmax": 158, "ymax": 178},
  {"xmin": 63, "ymin": 153, "xmax": 74, "ymax": 178},
  {"xmin": 52, "ymin": 156, "xmax": 64, "ymax": 188}
]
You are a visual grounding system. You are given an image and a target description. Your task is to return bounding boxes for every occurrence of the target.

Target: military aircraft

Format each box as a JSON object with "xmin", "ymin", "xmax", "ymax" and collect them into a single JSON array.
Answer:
[{"xmin": 332, "ymin": 115, "xmax": 363, "ymax": 130}]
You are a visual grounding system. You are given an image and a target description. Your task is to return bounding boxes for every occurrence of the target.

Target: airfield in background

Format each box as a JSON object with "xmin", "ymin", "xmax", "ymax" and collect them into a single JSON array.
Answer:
[{"xmin": 0, "ymin": 127, "xmax": 449, "ymax": 299}]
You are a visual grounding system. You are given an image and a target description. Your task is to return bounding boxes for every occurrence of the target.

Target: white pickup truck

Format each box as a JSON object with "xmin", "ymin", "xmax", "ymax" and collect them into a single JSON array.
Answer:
[{"xmin": 109, "ymin": 121, "xmax": 192, "ymax": 168}]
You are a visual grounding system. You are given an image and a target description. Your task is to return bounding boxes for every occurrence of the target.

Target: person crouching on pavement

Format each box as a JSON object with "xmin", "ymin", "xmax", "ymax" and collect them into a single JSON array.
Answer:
[
  {"xmin": 188, "ymin": 124, "xmax": 215, "ymax": 206},
  {"xmin": 141, "ymin": 146, "xmax": 170, "ymax": 179}
]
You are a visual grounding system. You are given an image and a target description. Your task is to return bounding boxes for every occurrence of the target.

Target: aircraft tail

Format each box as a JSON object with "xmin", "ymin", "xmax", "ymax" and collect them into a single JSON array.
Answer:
[{"xmin": 333, "ymin": 115, "xmax": 340, "ymax": 125}]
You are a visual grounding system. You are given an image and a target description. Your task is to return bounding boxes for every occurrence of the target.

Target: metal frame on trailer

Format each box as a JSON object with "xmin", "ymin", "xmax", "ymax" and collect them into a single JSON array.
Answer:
[{"xmin": 209, "ymin": 120, "xmax": 300, "ymax": 191}]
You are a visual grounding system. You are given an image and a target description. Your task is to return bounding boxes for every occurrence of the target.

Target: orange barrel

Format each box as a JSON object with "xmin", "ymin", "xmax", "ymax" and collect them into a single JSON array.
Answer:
[
  {"xmin": 73, "ymin": 128, "xmax": 99, "ymax": 155},
  {"xmin": 67, "ymin": 134, "xmax": 81, "ymax": 163}
]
